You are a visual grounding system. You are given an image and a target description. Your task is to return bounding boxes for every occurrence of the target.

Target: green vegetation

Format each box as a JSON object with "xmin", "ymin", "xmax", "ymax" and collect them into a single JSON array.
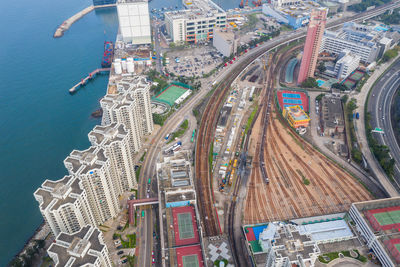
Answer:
[
  {"xmin": 152, "ymin": 108, "xmax": 175, "ymax": 126},
  {"xmin": 135, "ymin": 166, "xmax": 141, "ymax": 182},
  {"xmin": 341, "ymin": 94, "xmax": 349, "ymax": 103},
  {"xmin": 317, "ymin": 62, "xmax": 326, "ymax": 73},
  {"xmin": 40, "ymin": 256, "xmax": 53, "ymax": 267},
  {"xmin": 318, "ymin": 250, "xmax": 367, "ymax": 264},
  {"xmin": 382, "ymin": 47, "xmax": 399, "ymax": 63},
  {"xmin": 280, "ymin": 24, "xmax": 293, "ymax": 32},
  {"xmin": 366, "ymin": 112, "xmax": 396, "ymax": 178},
  {"xmin": 167, "ymin": 119, "xmax": 189, "ymax": 144},
  {"xmin": 139, "ymin": 152, "xmax": 146, "ymax": 162},
  {"xmin": 301, "ymin": 77, "xmax": 319, "ymax": 88},
  {"xmin": 344, "ymin": 98, "xmax": 362, "ymax": 163},
  {"xmin": 355, "ymin": 74, "xmax": 370, "ymax": 92},
  {"xmin": 297, "ymin": 169, "xmax": 310, "ymax": 185},
  {"xmin": 332, "ymin": 82, "xmax": 348, "ymax": 91},
  {"xmin": 348, "ymin": 0, "xmax": 391, "ymax": 12},
  {"xmin": 380, "ymin": 8, "xmax": 400, "ymax": 24},
  {"xmin": 316, "ymin": 93, "xmax": 325, "ymax": 102},
  {"xmin": 287, "ymin": 131, "xmax": 304, "ymax": 150},
  {"xmin": 122, "ymin": 255, "xmax": 136, "ymax": 267},
  {"xmin": 245, "ymin": 105, "xmax": 259, "ymax": 135},
  {"xmin": 243, "ymin": 14, "xmax": 258, "ymax": 31},
  {"xmin": 214, "ymin": 259, "xmax": 229, "ymax": 266},
  {"xmin": 116, "ymin": 233, "xmax": 136, "ymax": 248}
]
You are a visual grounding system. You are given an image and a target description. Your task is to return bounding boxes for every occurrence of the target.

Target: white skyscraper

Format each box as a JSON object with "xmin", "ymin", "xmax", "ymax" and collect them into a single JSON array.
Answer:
[
  {"xmin": 117, "ymin": 0, "xmax": 151, "ymax": 44},
  {"xmin": 88, "ymin": 123, "xmax": 137, "ymax": 191},
  {"xmin": 64, "ymin": 147, "xmax": 120, "ymax": 225},
  {"xmin": 48, "ymin": 225, "xmax": 112, "ymax": 267},
  {"xmin": 34, "ymin": 175, "xmax": 96, "ymax": 236}
]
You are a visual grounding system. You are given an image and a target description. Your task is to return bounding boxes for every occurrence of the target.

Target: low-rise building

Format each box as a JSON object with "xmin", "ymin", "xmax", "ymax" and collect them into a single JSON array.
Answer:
[
  {"xmin": 283, "ymin": 105, "xmax": 311, "ymax": 129},
  {"xmin": 164, "ymin": 0, "xmax": 227, "ymax": 44},
  {"xmin": 156, "ymin": 151, "xmax": 206, "ymax": 267},
  {"xmin": 320, "ymin": 96, "xmax": 344, "ymax": 136},
  {"xmin": 349, "ymin": 197, "xmax": 400, "ymax": 267},
  {"xmin": 212, "ymin": 29, "xmax": 237, "ymax": 57},
  {"xmin": 47, "ymin": 225, "xmax": 112, "ymax": 267}
]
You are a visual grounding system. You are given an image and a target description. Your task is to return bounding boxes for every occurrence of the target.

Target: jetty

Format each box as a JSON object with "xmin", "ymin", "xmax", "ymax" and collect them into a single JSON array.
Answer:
[
  {"xmin": 54, "ymin": 4, "xmax": 116, "ymax": 38},
  {"xmin": 69, "ymin": 68, "xmax": 110, "ymax": 94}
]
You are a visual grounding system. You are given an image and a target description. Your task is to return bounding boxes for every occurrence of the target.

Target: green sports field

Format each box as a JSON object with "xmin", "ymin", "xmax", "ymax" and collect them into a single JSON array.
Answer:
[
  {"xmin": 373, "ymin": 210, "xmax": 400, "ymax": 226},
  {"xmin": 182, "ymin": 255, "xmax": 199, "ymax": 267},
  {"xmin": 155, "ymin": 85, "xmax": 188, "ymax": 106},
  {"xmin": 178, "ymin": 212, "xmax": 195, "ymax": 239}
]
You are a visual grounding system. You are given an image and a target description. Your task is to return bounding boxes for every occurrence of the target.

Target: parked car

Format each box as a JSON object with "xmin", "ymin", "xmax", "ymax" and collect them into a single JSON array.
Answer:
[
  {"xmin": 116, "ymin": 245, "xmax": 123, "ymax": 249},
  {"xmin": 117, "ymin": 251, "xmax": 124, "ymax": 255},
  {"xmin": 122, "ymin": 259, "xmax": 128, "ymax": 263}
]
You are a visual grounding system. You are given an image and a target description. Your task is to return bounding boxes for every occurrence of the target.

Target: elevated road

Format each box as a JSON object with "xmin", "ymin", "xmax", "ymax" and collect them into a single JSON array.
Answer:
[{"xmin": 368, "ymin": 58, "xmax": 400, "ymax": 191}]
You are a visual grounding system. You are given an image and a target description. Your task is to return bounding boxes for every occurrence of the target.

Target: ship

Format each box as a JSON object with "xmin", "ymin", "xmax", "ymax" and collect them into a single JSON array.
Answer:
[{"xmin": 101, "ymin": 41, "xmax": 114, "ymax": 68}]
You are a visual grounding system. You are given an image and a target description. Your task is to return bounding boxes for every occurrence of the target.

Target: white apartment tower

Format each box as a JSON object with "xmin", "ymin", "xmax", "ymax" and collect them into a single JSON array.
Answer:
[
  {"xmin": 100, "ymin": 93, "xmax": 142, "ymax": 153},
  {"xmin": 64, "ymin": 147, "xmax": 120, "ymax": 225},
  {"xmin": 48, "ymin": 225, "xmax": 112, "ymax": 267},
  {"xmin": 117, "ymin": 0, "xmax": 151, "ymax": 44},
  {"xmin": 34, "ymin": 175, "xmax": 96, "ymax": 236},
  {"xmin": 88, "ymin": 123, "xmax": 137, "ymax": 191}
]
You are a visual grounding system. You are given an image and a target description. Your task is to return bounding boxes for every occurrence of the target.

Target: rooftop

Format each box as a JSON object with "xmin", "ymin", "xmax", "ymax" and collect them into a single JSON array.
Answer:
[
  {"xmin": 34, "ymin": 175, "xmax": 84, "ymax": 212},
  {"xmin": 64, "ymin": 146, "xmax": 108, "ymax": 175},
  {"xmin": 88, "ymin": 123, "xmax": 127, "ymax": 147},
  {"xmin": 165, "ymin": 0, "xmax": 225, "ymax": 21},
  {"xmin": 286, "ymin": 105, "xmax": 310, "ymax": 121},
  {"xmin": 48, "ymin": 226, "xmax": 106, "ymax": 267}
]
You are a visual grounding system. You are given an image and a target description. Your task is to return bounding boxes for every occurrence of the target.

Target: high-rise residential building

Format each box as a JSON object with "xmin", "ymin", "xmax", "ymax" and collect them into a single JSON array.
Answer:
[
  {"xmin": 297, "ymin": 8, "xmax": 327, "ymax": 84},
  {"xmin": 88, "ymin": 123, "xmax": 137, "ymax": 191},
  {"xmin": 64, "ymin": 147, "xmax": 121, "ymax": 225},
  {"xmin": 101, "ymin": 76, "xmax": 153, "ymax": 152},
  {"xmin": 117, "ymin": 0, "xmax": 151, "ymax": 44},
  {"xmin": 34, "ymin": 176, "xmax": 96, "ymax": 236},
  {"xmin": 48, "ymin": 225, "xmax": 112, "ymax": 267},
  {"xmin": 164, "ymin": 0, "xmax": 227, "ymax": 44},
  {"xmin": 101, "ymin": 93, "xmax": 142, "ymax": 153}
]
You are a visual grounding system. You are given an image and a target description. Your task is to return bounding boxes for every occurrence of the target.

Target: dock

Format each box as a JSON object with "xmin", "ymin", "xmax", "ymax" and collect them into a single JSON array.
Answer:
[
  {"xmin": 69, "ymin": 68, "xmax": 111, "ymax": 94},
  {"xmin": 54, "ymin": 4, "xmax": 116, "ymax": 38}
]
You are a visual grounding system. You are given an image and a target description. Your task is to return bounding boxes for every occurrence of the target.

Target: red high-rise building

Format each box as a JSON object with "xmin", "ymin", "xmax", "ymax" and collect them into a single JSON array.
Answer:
[{"xmin": 297, "ymin": 8, "xmax": 327, "ymax": 84}]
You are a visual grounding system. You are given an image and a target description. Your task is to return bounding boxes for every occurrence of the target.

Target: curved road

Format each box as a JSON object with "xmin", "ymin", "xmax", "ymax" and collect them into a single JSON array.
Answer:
[
  {"xmin": 136, "ymin": 2, "xmax": 400, "ymax": 266},
  {"xmin": 368, "ymin": 58, "xmax": 400, "ymax": 189}
]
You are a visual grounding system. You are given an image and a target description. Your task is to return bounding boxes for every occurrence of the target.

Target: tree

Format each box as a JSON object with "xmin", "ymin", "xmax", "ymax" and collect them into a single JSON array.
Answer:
[
  {"xmin": 317, "ymin": 62, "xmax": 326, "ymax": 73},
  {"xmin": 341, "ymin": 94, "xmax": 349, "ymax": 103},
  {"xmin": 332, "ymin": 82, "xmax": 348, "ymax": 91},
  {"xmin": 382, "ymin": 48, "xmax": 398, "ymax": 62},
  {"xmin": 301, "ymin": 77, "xmax": 319, "ymax": 88},
  {"xmin": 169, "ymin": 42, "xmax": 176, "ymax": 48}
]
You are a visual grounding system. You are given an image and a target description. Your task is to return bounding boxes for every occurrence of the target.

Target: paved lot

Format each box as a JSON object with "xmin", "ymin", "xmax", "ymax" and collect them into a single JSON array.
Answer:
[{"xmin": 165, "ymin": 46, "xmax": 223, "ymax": 77}]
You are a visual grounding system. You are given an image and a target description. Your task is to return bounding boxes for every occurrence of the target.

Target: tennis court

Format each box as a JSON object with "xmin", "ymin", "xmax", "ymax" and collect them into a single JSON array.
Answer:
[
  {"xmin": 176, "ymin": 245, "xmax": 204, "ymax": 267},
  {"xmin": 343, "ymin": 80, "xmax": 356, "ymax": 89},
  {"xmin": 178, "ymin": 213, "xmax": 195, "ymax": 239},
  {"xmin": 283, "ymin": 93, "xmax": 301, "ymax": 98},
  {"xmin": 374, "ymin": 210, "xmax": 400, "ymax": 226},
  {"xmin": 182, "ymin": 255, "xmax": 199, "ymax": 267},
  {"xmin": 172, "ymin": 206, "xmax": 200, "ymax": 246},
  {"xmin": 154, "ymin": 84, "xmax": 189, "ymax": 106},
  {"xmin": 284, "ymin": 99, "xmax": 302, "ymax": 104},
  {"xmin": 349, "ymin": 71, "xmax": 364, "ymax": 82}
]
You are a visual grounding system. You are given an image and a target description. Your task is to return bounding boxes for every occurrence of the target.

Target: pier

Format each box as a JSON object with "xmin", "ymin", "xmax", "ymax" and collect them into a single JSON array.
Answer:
[
  {"xmin": 69, "ymin": 68, "xmax": 110, "ymax": 94},
  {"xmin": 54, "ymin": 4, "xmax": 116, "ymax": 38}
]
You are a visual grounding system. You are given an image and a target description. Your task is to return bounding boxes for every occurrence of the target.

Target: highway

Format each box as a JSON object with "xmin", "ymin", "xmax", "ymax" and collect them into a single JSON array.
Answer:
[
  {"xmin": 368, "ymin": 58, "xmax": 400, "ymax": 190},
  {"xmin": 136, "ymin": 1, "xmax": 400, "ymax": 266}
]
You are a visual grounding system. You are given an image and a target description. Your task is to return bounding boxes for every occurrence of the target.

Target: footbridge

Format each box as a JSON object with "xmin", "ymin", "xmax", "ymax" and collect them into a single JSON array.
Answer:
[{"xmin": 127, "ymin": 198, "xmax": 159, "ymax": 224}]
